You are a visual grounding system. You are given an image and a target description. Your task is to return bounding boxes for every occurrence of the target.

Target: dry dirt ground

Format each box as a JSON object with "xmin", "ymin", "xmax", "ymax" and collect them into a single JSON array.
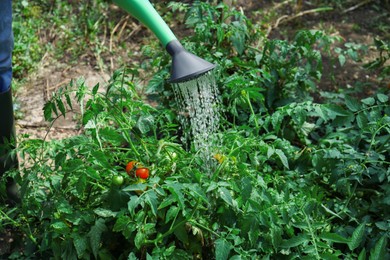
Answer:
[{"xmin": 14, "ymin": 1, "xmax": 389, "ymax": 141}]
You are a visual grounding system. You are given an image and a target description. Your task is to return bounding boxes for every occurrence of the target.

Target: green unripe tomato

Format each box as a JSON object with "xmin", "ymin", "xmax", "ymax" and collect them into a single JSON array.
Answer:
[{"xmin": 112, "ymin": 175, "xmax": 124, "ymax": 186}]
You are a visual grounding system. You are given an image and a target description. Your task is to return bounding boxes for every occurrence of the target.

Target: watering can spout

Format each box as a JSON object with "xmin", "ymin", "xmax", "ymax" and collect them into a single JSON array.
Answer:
[{"xmin": 113, "ymin": 0, "xmax": 215, "ymax": 83}]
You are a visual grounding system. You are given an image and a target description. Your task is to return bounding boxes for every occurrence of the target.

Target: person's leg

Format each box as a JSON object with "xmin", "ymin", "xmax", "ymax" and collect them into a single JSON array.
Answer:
[
  {"xmin": 0, "ymin": 0, "xmax": 13, "ymax": 94},
  {"xmin": 0, "ymin": 0, "xmax": 18, "ymax": 203}
]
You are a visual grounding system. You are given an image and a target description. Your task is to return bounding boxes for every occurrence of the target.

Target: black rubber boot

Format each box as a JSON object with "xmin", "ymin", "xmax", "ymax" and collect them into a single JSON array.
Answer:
[{"xmin": 0, "ymin": 87, "xmax": 19, "ymax": 204}]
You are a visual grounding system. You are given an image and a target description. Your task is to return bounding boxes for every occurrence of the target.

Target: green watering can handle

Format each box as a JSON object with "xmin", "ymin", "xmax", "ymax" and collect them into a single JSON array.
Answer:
[{"xmin": 114, "ymin": 0, "xmax": 177, "ymax": 47}]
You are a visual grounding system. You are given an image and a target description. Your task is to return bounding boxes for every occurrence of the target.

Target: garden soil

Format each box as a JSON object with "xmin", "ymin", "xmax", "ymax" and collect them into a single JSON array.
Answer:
[{"xmin": 15, "ymin": 1, "xmax": 389, "ymax": 141}]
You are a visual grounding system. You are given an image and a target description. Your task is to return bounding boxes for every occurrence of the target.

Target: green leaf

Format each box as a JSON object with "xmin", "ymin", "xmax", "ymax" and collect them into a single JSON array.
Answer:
[
  {"xmin": 215, "ymin": 238, "xmax": 232, "ymax": 260},
  {"xmin": 358, "ymin": 248, "xmax": 366, "ymax": 260},
  {"xmin": 362, "ymin": 97, "xmax": 375, "ymax": 106},
  {"xmin": 271, "ymin": 226, "xmax": 282, "ymax": 249},
  {"xmin": 145, "ymin": 191, "xmax": 158, "ymax": 217},
  {"xmin": 267, "ymin": 146, "xmax": 275, "ymax": 158},
  {"xmin": 73, "ymin": 235, "xmax": 88, "ymax": 259},
  {"xmin": 94, "ymin": 208, "xmax": 116, "ymax": 218},
  {"xmin": 319, "ymin": 232, "xmax": 350, "ymax": 244},
  {"xmin": 92, "ymin": 83, "xmax": 100, "ymax": 95},
  {"xmin": 88, "ymin": 218, "xmax": 107, "ymax": 259},
  {"xmin": 167, "ymin": 183, "xmax": 185, "ymax": 210},
  {"xmin": 348, "ymin": 223, "xmax": 365, "ymax": 251},
  {"xmin": 338, "ymin": 54, "xmax": 346, "ymax": 66},
  {"xmin": 281, "ymin": 234, "xmax": 310, "ymax": 248},
  {"xmin": 275, "ymin": 149, "xmax": 289, "ymax": 169},
  {"xmin": 128, "ymin": 252, "xmax": 137, "ymax": 260},
  {"xmin": 56, "ymin": 98, "xmax": 66, "ymax": 117},
  {"xmin": 76, "ymin": 174, "xmax": 87, "ymax": 197},
  {"xmin": 324, "ymin": 104, "xmax": 353, "ymax": 119},
  {"xmin": 65, "ymin": 93, "xmax": 73, "ymax": 110},
  {"xmin": 218, "ymin": 187, "xmax": 234, "ymax": 207},
  {"xmin": 43, "ymin": 101, "xmax": 54, "ymax": 121},
  {"xmin": 91, "ymin": 150, "xmax": 110, "ymax": 168},
  {"xmin": 100, "ymin": 128, "xmax": 124, "ymax": 146},
  {"xmin": 134, "ymin": 231, "xmax": 146, "ymax": 249},
  {"xmin": 127, "ymin": 195, "xmax": 141, "ymax": 216},
  {"xmin": 51, "ymin": 221, "xmax": 70, "ymax": 234},
  {"xmin": 187, "ymin": 184, "xmax": 209, "ymax": 204},
  {"xmin": 356, "ymin": 113, "xmax": 368, "ymax": 129},
  {"xmin": 165, "ymin": 206, "xmax": 179, "ymax": 224},
  {"xmin": 377, "ymin": 93, "xmax": 389, "ymax": 103},
  {"xmin": 241, "ymin": 177, "xmax": 252, "ymax": 203},
  {"xmin": 174, "ymin": 222, "xmax": 189, "ymax": 245},
  {"xmin": 345, "ymin": 96, "xmax": 361, "ymax": 112},
  {"xmin": 136, "ymin": 114, "xmax": 155, "ymax": 134},
  {"xmin": 369, "ymin": 236, "xmax": 387, "ymax": 260},
  {"xmin": 320, "ymin": 252, "xmax": 342, "ymax": 260}
]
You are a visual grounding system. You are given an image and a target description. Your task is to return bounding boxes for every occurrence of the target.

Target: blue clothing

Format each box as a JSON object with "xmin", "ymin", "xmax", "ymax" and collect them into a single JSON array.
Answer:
[{"xmin": 0, "ymin": 0, "xmax": 13, "ymax": 93}]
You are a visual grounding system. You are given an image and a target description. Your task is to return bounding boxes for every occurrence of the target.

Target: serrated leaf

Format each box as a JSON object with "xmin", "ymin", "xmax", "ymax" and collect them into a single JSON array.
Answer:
[
  {"xmin": 51, "ymin": 221, "xmax": 70, "ymax": 233},
  {"xmin": 348, "ymin": 223, "xmax": 365, "ymax": 250},
  {"xmin": 215, "ymin": 238, "xmax": 232, "ymax": 260},
  {"xmin": 92, "ymin": 83, "xmax": 100, "ymax": 95},
  {"xmin": 358, "ymin": 248, "xmax": 366, "ymax": 260},
  {"xmin": 174, "ymin": 222, "xmax": 189, "ymax": 245},
  {"xmin": 271, "ymin": 226, "xmax": 282, "ymax": 249},
  {"xmin": 91, "ymin": 150, "xmax": 110, "ymax": 168},
  {"xmin": 339, "ymin": 54, "xmax": 346, "ymax": 66},
  {"xmin": 218, "ymin": 187, "xmax": 233, "ymax": 206},
  {"xmin": 134, "ymin": 231, "xmax": 146, "ymax": 249},
  {"xmin": 362, "ymin": 97, "xmax": 375, "ymax": 106},
  {"xmin": 356, "ymin": 113, "xmax": 368, "ymax": 129},
  {"xmin": 100, "ymin": 128, "xmax": 124, "ymax": 146},
  {"xmin": 324, "ymin": 104, "xmax": 353, "ymax": 119},
  {"xmin": 167, "ymin": 183, "xmax": 185, "ymax": 210},
  {"xmin": 43, "ymin": 101, "xmax": 54, "ymax": 121},
  {"xmin": 281, "ymin": 234, "xmax": 310, "ymax": 248},
  {"xmin": 319, "ymin": 232, "xmax": 350, "ymax": 244},
  {"xmin": 136, "ymin": 114, "xmax": 155, "ymax": 134},
  {"xmin": 94, "ymin": 208, "xmax": 116, "ymax": 218},
  {"xmin": 345, "ymin": 96, "xmax": 361, "ymax": 112},
  {"xmin": 241, "ymin": 177, "xmax": 252, "ymax": 203},
  {"xmin": 88, "ymin": 218, "xmax": 107, "ymax": 259},
  {"xmin": 267, "ymin": 146, "xmax": 275, "ymax": 158},
  {"xmin": 187, "ymin": 183, "xmax": 209, "ymax": 204},
  {"xmin": 65, "ymin": 93, "xmax": 73, "ymax": 110},
  {"xmin": 321, "ymin": 252, "xmax": 342, "ymax": 260},
  {"xmin": 127, "ymin": 195, "xmax": 141, "ymax": 216},
  {"xmin": 76, "ymin": 174, "xmax": 87, "ymax": 197},
  {"xmin": 56, "ymin": 98, "xmax": 66, "ymax": 117},
  {"xmin": 275, "ymin": 149, "xmax": 289, "ymax": 169},
  {"xmin": 369, "ymin": 236, "xmax": 387, "ymax": 260},
  {"xmin": 145, "ymin": 191, "xmax": 158, "ymax": 216},
  {"xmin": 73, "ymin": 235, "xmax": 87, "ymax": 259},
  {"xmin": 165, "ymin": 206, "xmax": 179, "ymax": 224},
  {"xmin": 377, "ymin": 93, "xmax": 389, "ymax": 103},
  {"xmin": 128, "ymin": 252, "xmax": 137, "ymax": 260}
]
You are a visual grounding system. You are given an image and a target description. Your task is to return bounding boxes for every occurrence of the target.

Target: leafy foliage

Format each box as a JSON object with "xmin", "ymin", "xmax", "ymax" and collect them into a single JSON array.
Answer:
[{"xmin": 1, "ymin": 1, "xmax": 389, "ymax": 259}]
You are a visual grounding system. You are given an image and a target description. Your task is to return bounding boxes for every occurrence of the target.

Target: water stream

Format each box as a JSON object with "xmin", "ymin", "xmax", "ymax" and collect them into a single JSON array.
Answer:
[{"xmin": 173, "ymin": 71, "xmax": 220, "ymax": 169}]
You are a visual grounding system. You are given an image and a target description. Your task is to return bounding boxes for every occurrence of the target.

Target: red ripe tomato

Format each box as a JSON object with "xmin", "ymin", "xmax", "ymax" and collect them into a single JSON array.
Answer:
[
  {"xmin": 135, "ymin": 168, "xmax": 149, "ymax": 179},
  {"xmin": 126, "ymin": 161, "xmax": 136, "ymax": 175}
]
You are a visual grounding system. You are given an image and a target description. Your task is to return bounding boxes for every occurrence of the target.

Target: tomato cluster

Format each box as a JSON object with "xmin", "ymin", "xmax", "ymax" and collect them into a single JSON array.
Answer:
[
  {"xmin": 125, "ymin": 161, "xmax": 150, "ymax": 179},
  {"xmin": 111, "ymin": 160, "xmax": 150, "ymax": 188}
]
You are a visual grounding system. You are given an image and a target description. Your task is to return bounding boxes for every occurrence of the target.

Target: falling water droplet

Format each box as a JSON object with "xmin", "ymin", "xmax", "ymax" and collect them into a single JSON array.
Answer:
[{"xmin": 173, "ymin": 71, "xmax": 220, "ymax": 169}]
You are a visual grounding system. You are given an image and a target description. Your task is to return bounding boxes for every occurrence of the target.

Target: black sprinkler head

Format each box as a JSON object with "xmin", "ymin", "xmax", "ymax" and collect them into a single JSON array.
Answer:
[{"xmin": 166, "ymin": 40, "xmax": 216, "ymax": 83}]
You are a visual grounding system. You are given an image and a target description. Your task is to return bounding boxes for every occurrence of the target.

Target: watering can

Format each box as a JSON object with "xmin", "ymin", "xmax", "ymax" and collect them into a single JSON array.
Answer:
[{"xmin": 114, "ymin": 0, "xmax": 216, "ymax": 83}]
